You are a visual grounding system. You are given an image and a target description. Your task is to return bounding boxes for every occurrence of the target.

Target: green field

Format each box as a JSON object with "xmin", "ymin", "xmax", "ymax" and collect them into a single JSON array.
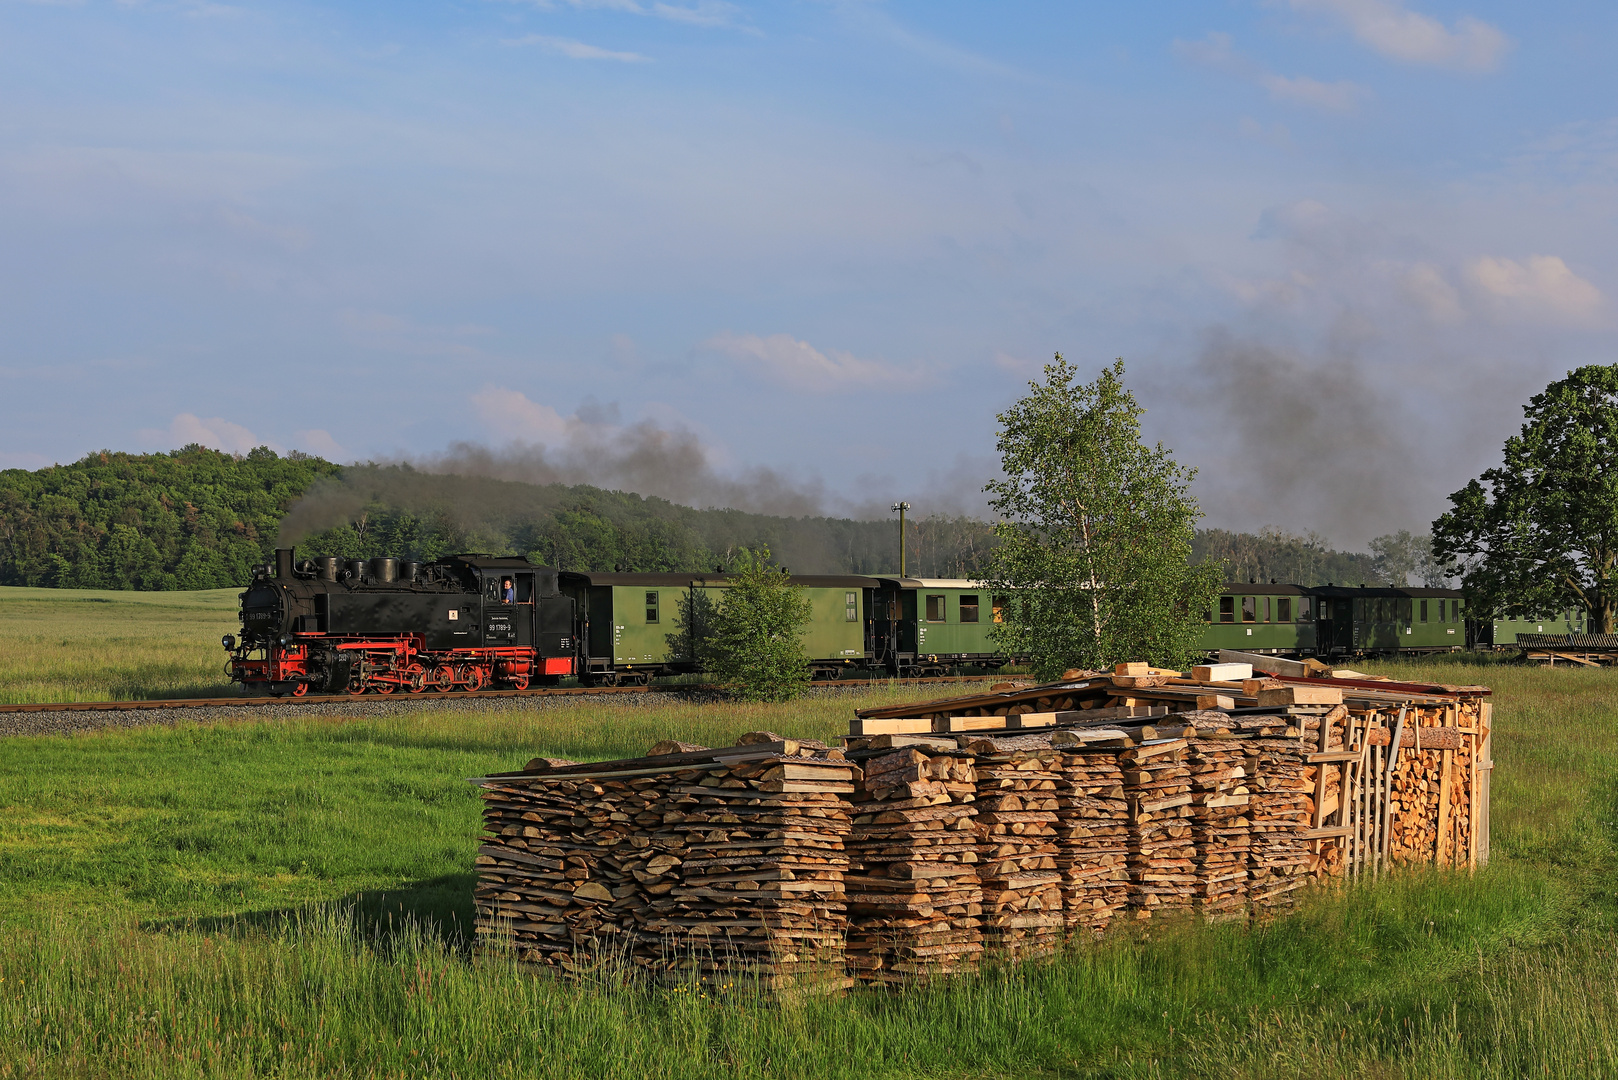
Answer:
[
  {"xmin": 0, "ymin": 586, "xmax": 240, "ymax": 703},
  {"xmin": 0, "ymin": 592, "xmax": 1615, "ymax": 1076}
]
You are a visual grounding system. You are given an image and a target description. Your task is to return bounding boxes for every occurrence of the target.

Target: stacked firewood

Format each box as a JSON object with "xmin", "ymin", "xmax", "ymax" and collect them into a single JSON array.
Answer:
[
  {"xmin": 1185, "ymin": 737, "xmax": 1252, "ymax": 920},
  {"xmin": 474, "ymin": 737, "xmax": 856, "ymax": 991},
  {"xmin": 1121, "ymin": 739, "xmax": 1198, "ymax": 917},
  {"xmin": 843, "ymin": 748, "xmax": 984, "ymax": 984},
  {"xmin": 1051, "ymin": 746, "xmax": 1130, "ymax": 937},
  {"xmin": 973, "ymin": 748, "xmax": 1065, "ymax": 957},
  {"xmin": 1246, "ymin": 735, "xmax": 1315, "ymax": 913}
]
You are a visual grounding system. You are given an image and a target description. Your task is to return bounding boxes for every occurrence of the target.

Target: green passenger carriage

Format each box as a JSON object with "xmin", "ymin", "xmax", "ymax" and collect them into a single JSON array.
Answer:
[
  {"xmin": 1200, "ymin": 583, "xmax": 1468, "ymax": 658},
  {"xmin": 559, "ymin": 571, "xmax": 878, "ymax": 685},
  {"xmin": 870, "ymin": 578, "xmax": 1010, "ymax": 677}
]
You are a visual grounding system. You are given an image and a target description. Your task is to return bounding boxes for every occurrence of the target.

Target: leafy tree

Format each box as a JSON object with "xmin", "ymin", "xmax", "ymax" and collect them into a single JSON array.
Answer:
[
  {"xmin": 1433, "ymin": 365, "xmax": 1618, "ymax": 632},
  {"xmin": 1368, "ymin": 530, "xmax": 1450, "ymax": 588},
  {"xmin": 0, "ymin": 446, "xmax": 340, "ymax": 590},
  {"xmin": 700, "ymin": 546, "xmax": 813, "ymax": 702},
  {"xmin": 982, "ymin": 355, "xmax": 1221, "ymax": 679},
  {"xmin": 1192, "ymin": 526, "xmax": 1379, "ymax": 586}
]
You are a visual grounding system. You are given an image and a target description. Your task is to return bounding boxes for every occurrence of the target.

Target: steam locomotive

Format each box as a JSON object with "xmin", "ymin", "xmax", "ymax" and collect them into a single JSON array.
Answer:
[
  {"xmin": 226, "ymin": 548, "xmax": 575, "ymax": 696},
  {"xmin": 226, "ymin": 547, "xmax": 1494, "ymax": 697}
]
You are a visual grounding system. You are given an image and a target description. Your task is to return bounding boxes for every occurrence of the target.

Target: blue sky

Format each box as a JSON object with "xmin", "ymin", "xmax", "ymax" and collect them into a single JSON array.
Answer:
[{"xmin": 1, "ymin": 0, "xmax": 1613, "ymax": 544}]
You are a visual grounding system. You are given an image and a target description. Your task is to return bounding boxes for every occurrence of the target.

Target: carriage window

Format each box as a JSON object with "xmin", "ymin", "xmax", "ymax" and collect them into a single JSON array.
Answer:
[
  {"xmin": 925, "ymin": 594, "xmax": 945, "ymax": 622},
  {"xmin": 1219, "ymin": 596, "xmax": 1235, "ymax": 623},
  {"xmin": 959, "ymin": 595, "xmax": 979, "ymax": 623},
  {"xmin": 644, "ymin": 591, "xmax": 659, "ymax": 624},
  {"xmin": 1452, "ymin": 600, "xmax": 1461, "ymax": 621},
  {"xmin": 1241, "ymin": 596, "xmax": 1256, "ymax": 622},
  {"xmin": 1297, "ymin": 596, "xmax": 1312, "ymax": 621},
  {"xmin": 1263, "ymin": 597, "xmax": 1272, "ymax": 622},
  {"xmin": 845, "ymin": 591, "xmax": 859, "ymax": 622},
  {"xmin": 992, "ymin": 596, "xmax": 1007, "ymax": 623},
  {"xmin": 1277, "ymin": 597, "xmax": 1291, "ymax": 622},
  {"xmin": 1420, "ymin": 599, "xmax": 1428, "ymax": 623}
]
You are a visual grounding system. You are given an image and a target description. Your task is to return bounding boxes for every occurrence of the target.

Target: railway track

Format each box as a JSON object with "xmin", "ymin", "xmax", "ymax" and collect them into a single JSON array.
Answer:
[{"xmin": 0, "ymin": 673, "xmax": 1027, "ymax": 715}]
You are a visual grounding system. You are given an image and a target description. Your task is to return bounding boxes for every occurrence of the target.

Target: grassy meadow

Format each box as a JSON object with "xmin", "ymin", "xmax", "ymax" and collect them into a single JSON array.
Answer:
[
  {"xmin": 0, "ymin": 594, "xmax": 1614, "ymax": 1076},
  {"xmin": 0, "ymin": 586, "xmax": 240, "ymax": 703}
]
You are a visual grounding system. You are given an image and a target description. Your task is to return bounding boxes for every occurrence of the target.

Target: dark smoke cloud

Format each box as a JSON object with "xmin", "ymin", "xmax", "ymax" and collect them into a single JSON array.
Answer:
[
  {"xmin": 1178, "ymin": 328, "xmax": 1423, "ymax": 545},
  {"xmin": 277, "ymin": 411, "xmax": 997, "ymax": 546}
]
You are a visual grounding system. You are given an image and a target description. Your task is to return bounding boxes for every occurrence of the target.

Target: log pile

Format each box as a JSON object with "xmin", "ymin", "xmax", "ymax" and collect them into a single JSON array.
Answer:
[
  {"xmin": 1051, "ymin": 745, "xmax": 1129, "ymax": 937},
  {"xmin": 1120, "ymin": 738, "xmax": 1197, "ymax": 917},
  {"xmin": 474, "ymin": 736, "xmax": 856, "ymax": 992},
  {"xmin": 972, "ymin": 747, "xmax": 1064, "ymax": 957},
  {"xmin": 1185, "ymin": 737, "xmax": 1253, "ymax": 921},
  {"xmin": 1245, "ymin": 735, "xmax": 1315, "ymax": 913},
  {"xmin": 471, "ymin": 660, "xmax": 1494, "ymax": 991},
  {"xmin": 843, "ymin": 748, "xmax": 984, "ymax": 984}
]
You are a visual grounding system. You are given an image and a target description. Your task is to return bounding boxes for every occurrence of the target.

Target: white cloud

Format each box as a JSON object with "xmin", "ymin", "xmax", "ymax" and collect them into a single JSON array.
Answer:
[
  {"xmin": 1259, "ymin": 73, "xmax": 1368, "ymax": 112},
  {"xmin": 651, "ymin": 2, "xmax": 742, "ymax": 28},
  {"xmin": 1283, "ymin": 0, "xmax": 1510, "ymax": 72},
  {"xmin": 1172, "ymin": 30, "xmax": 1241, "ymax": 72},
  {"xmin": 1468, "ymin": 255, "xmax": 1604, "ymax": 321},
  {"xmin": 502, "ymin": 34, "xmax": 650, "ymax": 62},
  {"xmin": 1175, "ymin": 32, "xmax": 1368, "ymax": 112},
  {"xmin": 703, "ymin": 332, "xmax": 913, "ymax": 390},
  {"xmin": 469, "ymin": 386, "xmax": 577, "ymax": 443},
  {"xmin": 497, "ymin": 0, "xmax": 746, "ymax": 29},
  {"xmin": 293, "ymin": 429, "xmax": 347, "ymax": 460},
  {"xmin": 139, "ymin": 413, "xmax": 265, "ymax": 455},
  {"xmin": 1401, "ymin": 262, "xmax": 1464, "ymax": 323}
]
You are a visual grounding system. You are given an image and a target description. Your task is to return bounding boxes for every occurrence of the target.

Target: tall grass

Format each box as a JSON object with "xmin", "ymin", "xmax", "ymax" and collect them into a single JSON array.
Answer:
[
  {"xmin": 0, "ymin": 586, "xmax": 240, "ymax": 702},
  {"xmin": 1, "ymin": 649, "xmax": 1616, "ymax": 1075}
]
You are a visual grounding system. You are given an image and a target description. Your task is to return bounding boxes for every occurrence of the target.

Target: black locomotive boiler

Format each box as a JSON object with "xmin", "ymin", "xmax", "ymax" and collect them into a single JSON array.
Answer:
[{"xmin": 226, "ymin": 548, "xmax": 576, "ymax": 696}]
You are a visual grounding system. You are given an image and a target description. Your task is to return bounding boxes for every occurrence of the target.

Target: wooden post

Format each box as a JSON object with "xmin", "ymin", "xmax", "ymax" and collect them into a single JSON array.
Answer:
[
  {"xmin": 1437, "ymin": 748, "xmax": 1453, "ymax": 867},
  {"xmin": 1478, "ymin": 703, "xmax": 1493, "ymax": 866},
  {"xmin": 1381, "ymin": 706, "xmax": 1407, "ymax": 868}
]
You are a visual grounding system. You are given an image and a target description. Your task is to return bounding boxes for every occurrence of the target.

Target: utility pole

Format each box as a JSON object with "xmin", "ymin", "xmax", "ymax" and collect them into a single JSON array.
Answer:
[{"xmin": 891, "ymin": 502, "xmax": 911, "ymax": 578}]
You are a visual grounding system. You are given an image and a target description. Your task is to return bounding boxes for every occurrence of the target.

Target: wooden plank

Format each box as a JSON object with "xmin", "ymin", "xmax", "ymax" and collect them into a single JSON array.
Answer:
[
  {"xmin": 1192, "ymin": 662, "xmax": 1253, "ymax": 683},
  {"xmin": 1196, "ymin": 694, "xmax": 1236, "ymax": 710},
  {"xmin": 1305, "ymin": 825, "xmax": 1353, "ymax": 839},
  {"xmin": 938, "ymin": 715, "xmax": 1013, "ymax": 733},
  {"xmin": 1308, "ymin": 750, "xmax": 1361, "ymax": 763},
  {"xmin": 1218, "ymin": 650, "xmax": 1310, "ymax": 677},
  {"xmin": 859, "ymin": 733, "xmax": 961, "ymax": 750},
  {"xmin": 1257, "ymin": 685, "xmax": 1344, "ymax": 707},
  {"xmin": 1114, "ymin": 662, "xmax": 1150, "ymax": 676},
  {"xmin": 1008, "ymin": 711, "xmax": 1066, "ymax": 728},
  {"xmin": 848, "ymin": 717, "xmax": 935, "ymax": 736}
]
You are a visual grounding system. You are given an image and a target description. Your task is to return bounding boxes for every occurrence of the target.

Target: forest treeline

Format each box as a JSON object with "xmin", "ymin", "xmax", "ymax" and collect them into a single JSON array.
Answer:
[{"xmin": 0, "ymin": 449, "xmax": 1443, "ymax": 589}]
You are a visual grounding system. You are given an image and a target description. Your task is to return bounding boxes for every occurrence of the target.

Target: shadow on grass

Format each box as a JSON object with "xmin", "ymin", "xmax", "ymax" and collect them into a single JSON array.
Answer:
[{"xmin": 143, "ymin": 873, "xmax": 479, "ymax": 952}]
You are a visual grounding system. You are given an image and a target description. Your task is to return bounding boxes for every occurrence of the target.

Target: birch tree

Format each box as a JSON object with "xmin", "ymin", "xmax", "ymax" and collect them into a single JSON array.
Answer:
[{"xmin": 982, "ymin": 356, "xmax": 1220, "ymax": 679}]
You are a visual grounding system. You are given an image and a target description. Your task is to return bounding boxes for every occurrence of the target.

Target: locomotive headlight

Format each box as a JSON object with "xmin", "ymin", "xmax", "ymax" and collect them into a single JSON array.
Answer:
[{"xmin": 222, "ymin": 634, "xmax": 236, "ymax": 651}]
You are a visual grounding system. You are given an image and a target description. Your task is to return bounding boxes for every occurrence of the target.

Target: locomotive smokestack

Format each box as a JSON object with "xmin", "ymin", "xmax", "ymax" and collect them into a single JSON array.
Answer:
[{"xmin": 275, "ymin": 548, "xmax": 294, "ymax": 579}]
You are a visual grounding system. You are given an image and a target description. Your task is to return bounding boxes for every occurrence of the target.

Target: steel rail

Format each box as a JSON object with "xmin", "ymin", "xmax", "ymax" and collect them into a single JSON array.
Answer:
[{"xmin": 0, "ymin": 673, "xmax": 1026, "ymax": 715}]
